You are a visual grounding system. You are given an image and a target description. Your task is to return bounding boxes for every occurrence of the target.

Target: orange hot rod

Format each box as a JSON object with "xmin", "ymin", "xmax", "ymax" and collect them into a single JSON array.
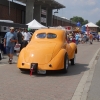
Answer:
[{"xmin": 17, "ymin": 28, "xmax": 77, "ymax": 74}]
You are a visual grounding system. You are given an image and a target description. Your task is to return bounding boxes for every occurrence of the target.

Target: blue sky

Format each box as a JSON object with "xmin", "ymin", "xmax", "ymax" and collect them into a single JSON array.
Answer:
[{"xmin": 55, "ymin": 0, "xmax": 100, "ymax": 24}]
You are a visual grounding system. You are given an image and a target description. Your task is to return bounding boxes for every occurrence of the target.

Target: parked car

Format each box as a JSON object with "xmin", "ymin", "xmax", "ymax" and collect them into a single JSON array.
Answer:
[{"xmin": 17, "ymin": 28, "xmax": 77, "ymax": 74}]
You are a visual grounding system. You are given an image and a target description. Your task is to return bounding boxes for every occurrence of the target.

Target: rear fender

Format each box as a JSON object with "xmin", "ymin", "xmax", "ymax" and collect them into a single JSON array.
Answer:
[
  {"xmin": 48, "ymin": 49, "xmax": 67, "ymax": 70},
  {"xmin": 68, "ymin": 43, "xmax": 77, "ymax": 59}
]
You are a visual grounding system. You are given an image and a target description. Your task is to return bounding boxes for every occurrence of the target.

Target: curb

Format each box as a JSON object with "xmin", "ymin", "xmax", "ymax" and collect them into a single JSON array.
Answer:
[{"xmin": 71, "ymin": 48, "xmax": 100, "ymax": 100}]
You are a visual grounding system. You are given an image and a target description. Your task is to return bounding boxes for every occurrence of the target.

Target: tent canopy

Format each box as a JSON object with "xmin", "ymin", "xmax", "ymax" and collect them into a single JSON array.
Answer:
[
  {"xmin": 26, "ymin": 19, "xmax": 47, "ymax": 29},
  {"xmin": 84, "ymin": 22, "xmax": 99, "ymax": 27}
]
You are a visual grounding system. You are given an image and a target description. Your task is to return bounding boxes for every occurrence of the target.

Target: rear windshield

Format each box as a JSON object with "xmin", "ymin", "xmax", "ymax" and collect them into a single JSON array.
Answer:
[
  {"xmin": 47, "ymin": 33, "xmax": 57, "ymax": 39},
  {"xmin": 36, "ymin": 33, "xmax": 46, "ymax": 38},
  {"xmin": 36, "ymin": 33, "xmax": 57, "ymax": 39}
]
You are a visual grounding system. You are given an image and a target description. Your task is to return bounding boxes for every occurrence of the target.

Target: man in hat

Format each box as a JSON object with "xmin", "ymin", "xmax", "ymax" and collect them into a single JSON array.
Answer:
[{"xmin": 4, "ymin": 27, "xmax": 18, "ymax": 64}]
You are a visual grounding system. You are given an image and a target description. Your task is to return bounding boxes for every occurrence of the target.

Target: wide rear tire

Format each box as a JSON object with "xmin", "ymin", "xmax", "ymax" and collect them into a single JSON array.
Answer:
[
  {"xmin": 62, "ymin": 53, "xmax": 69, "ymax": 73},
  {"xmin": 71, "ymin": 55, "xmax": 76, "ymax": 65}
]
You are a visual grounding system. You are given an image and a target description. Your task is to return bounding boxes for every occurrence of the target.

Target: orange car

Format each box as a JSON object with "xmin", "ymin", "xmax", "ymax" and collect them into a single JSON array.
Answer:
[{"xmin": 17, "ymin": 28, "xmax": 77, "ymax": 74}]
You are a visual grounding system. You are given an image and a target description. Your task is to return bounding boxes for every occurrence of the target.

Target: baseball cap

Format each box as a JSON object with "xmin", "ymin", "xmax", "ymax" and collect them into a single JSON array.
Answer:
[{"xmin": 10, "ymin": 27, "xmax": 14, "ymax": 30}]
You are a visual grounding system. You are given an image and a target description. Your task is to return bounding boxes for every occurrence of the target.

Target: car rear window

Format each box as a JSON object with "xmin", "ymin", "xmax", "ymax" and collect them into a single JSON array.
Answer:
[
  {"xmin": 47, "ymin": 33, "xmax": 57, "ymax": 39},
  {"xmin": 36, "ymin": 33, "xmax": 57, "ymax": 39},
  {"xmin": 36, "ymin": 33, "xmax": 46, "ymax": 38}
]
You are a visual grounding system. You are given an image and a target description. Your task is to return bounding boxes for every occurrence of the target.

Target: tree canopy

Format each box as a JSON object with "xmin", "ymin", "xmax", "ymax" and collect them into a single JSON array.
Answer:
[
  {"xmin": 96, "ymin": 20, "xmax": 100, "ymax": 27},
  {"xmin": 70, "ymin": 16, "xmax": 88, "ymax": 26}
]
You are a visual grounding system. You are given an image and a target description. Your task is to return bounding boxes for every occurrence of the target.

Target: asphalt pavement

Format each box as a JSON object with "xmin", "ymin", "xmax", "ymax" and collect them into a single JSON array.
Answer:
[
  {"xmin": 86, "ymin": 54, "xmax": 100, "ymax": 100},
  {"xmin": 0, "ymin": 41, "xmax": 100, "ymax": 100},
  {"xmin": 71, "ymin": 42, "xmax": 100, "ymax": 100}
]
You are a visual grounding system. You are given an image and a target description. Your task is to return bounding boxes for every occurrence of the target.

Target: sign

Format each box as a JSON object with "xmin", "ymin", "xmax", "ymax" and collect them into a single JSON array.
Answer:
[
  {"xmin": 41, "ymin": 8, "xmax": 47, "ymax": 26},
  {"xmin": 41, "ymin": 17, "xmax": 46, "ymax": 23},
  {"xmin": 76, "ymin": 22, "xmax": 81, "ymax": 27},
  {"xmin": 65, "ymin": 26, "xmax": 72, "ymax": 31},
  {"xmin": 98, "ymin": 32, "xmax": 100, "ymax": 35},
  {"xmin": 41, "ymin": 9, "xmax": 47, "ymax": 16}
]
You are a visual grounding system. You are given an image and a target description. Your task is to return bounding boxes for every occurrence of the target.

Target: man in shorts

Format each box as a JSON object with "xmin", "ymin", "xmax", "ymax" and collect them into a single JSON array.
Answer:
[{"xmin": 4, "ymin": 27, "xmax": 18, "ymax": 64}]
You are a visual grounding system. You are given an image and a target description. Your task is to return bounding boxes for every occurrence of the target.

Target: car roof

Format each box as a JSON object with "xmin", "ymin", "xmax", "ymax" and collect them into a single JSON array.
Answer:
[
  {"xmin": 32, "ymin": 28, "xmax": 66, "ymax": 41},
  {"xmin": 34, "ymin": 28, "xmax": 66, "ymax": 34}
]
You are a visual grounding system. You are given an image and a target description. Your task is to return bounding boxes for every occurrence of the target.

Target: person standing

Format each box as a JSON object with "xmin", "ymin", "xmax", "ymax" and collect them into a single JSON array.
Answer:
[
  {"xmin": 21, "ymin": 29, "xmax": 32, "ymax": 49},
  {"xmin": 4, "ymin": 27, "xmax": 18, "ymax": 64},
  {"xmin": 17, "ymin": 28, "xmax": 24, "ymax": 51},
  {"xmin": 82, "ymin": 33, "xmax": 87, "ymax": 43},
  {"xmin": 75, "ymin": 33, "xmax": 80, "ymax": 45},
  {"xmin": 23, "ymin": 29, "xmax": 32, "ymax": 42},
  {"xmin": 89, "ymin": 33, "xmax": 93, "ymax": 44}
]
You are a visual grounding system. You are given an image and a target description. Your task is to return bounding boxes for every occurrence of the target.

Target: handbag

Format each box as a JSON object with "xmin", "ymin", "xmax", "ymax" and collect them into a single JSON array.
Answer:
[{"xmin": 14, "ymin": 43, "xmax": 21, "ymax": 51}]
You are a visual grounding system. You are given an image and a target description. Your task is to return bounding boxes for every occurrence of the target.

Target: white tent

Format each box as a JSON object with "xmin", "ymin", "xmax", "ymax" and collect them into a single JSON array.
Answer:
[
  {"xmin": 85, "ymin": 22, "xmax": 99, "ymax": 27},
  {"xmin": 27, "ymin": 19, "xmax": 47, "ymax": 29}
]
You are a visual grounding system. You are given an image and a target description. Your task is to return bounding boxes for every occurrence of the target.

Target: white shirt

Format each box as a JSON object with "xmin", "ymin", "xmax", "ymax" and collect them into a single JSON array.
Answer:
[
  {"xmin": 21, "ymin": 31, "xmax": 24, "ymax": 36},
  {"xmin": 23, "ymin": 32, "xmax": 31, "ymax": 41}
]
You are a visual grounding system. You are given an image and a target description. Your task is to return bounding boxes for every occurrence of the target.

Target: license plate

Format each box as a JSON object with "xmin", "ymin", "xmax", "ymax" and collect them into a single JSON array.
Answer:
[
  {"xmin": 37, "ymin": 70, "xmax": 46, "ymax": 74},
  {"xmin": 30, "ymin": 63, "xmax": 38, "ymax": 72}
]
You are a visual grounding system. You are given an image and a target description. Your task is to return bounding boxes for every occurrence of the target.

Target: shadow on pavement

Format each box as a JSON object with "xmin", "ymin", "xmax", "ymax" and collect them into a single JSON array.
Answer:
[
  {"xmin": 20, "ymin": 63, "xmax": 89, "ymax": 77},
  {"xmin": 67, "ymin": 63, "xmax": 89, "ymax": 76}
]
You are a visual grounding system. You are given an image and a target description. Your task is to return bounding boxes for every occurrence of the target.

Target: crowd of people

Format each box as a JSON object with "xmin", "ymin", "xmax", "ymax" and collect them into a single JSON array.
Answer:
[
  {"xmin": 66, "ymin": 31, "xmax": 99, "ymax": 45},
  {"xmin": 0, "ymin": 27, "xmax": 99, "ymax": 64},
  {"xmin": 0, "ymin": 27, "xmax": 33, "ymax": 64}
]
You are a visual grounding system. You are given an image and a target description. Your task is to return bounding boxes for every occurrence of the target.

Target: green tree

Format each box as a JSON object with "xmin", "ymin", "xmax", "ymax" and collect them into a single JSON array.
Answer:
[
  {"xmin": 96, "ymin": 20, "xmax": 100, "ymax": 27},
  {"xmin": 70, "ymin": 16, "xmax": 88, "ymax": 26},
  {"xmin": 83, "ymin": 20, "xmax": 88, "ymax": 25}
]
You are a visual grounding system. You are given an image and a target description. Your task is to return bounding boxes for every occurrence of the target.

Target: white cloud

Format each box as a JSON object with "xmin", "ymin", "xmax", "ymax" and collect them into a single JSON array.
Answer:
[
  {"xmin": 55, "ymin": 0, "xmax": 100, "ymax": 23},
  {"xmin": 72, "ymin": 0, "xmax": 96, "ymax": 6},
  {"xmin": 90, "ymin": 8, "xmax": 100, "ymax": 15},
  {"xmin": 56, "ymin": 0, "xmax": 96, "ymax": 6},
  {"xmin": 86, "ymin": 0, "xmax": 96, "ymax": 6}
]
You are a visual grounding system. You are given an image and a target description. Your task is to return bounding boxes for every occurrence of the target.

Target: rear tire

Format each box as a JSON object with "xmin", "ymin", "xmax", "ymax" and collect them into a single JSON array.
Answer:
[
  {"xmin": 0, "ymin": 53, "xmax": 1, "ymax": 60},
  {"xmin": 71, "ymin": 55, "xmax": 76, "ymax": 65},
  {"xmin": 0, "ymin": 50, "xmax": 2, "ymax": 60},
  {"xmin": 62, "ymin": 53, "xmax": 69, "ymax": 73}
]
